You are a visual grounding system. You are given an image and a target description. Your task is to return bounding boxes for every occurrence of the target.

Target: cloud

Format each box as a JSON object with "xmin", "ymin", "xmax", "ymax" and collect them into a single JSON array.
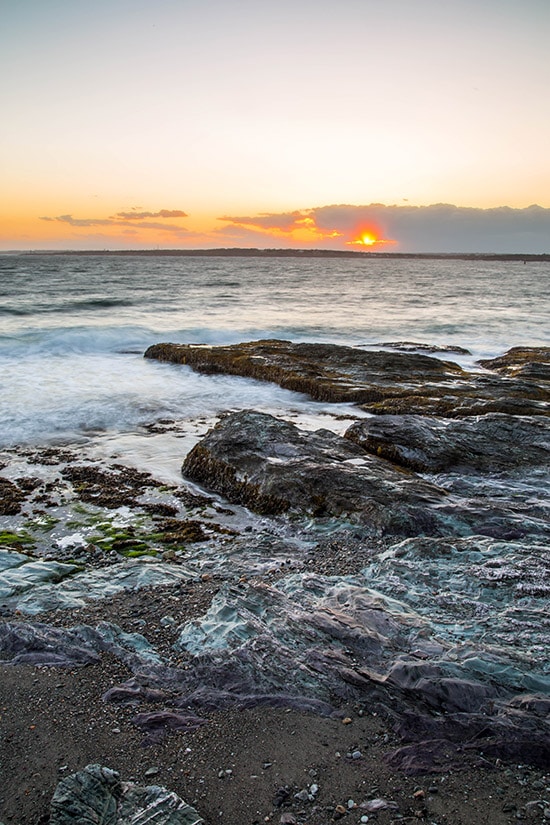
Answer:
[
  {"xmin": 39, "ymin": 210, "xmax": 189, "ymax": 236},
  {"xmin": 219, "ymin": 204, "xmax": 550, "ymax": 252},
  {"xmin": 114, "ymin": 209, "xmax": 188, "ymax": 220},
  {"xmin": 216, "ymin": 210, "xmax": 343, "ymax": 245},
  {"xmin": 218, "ymin": 211, "xmax": 306, "ymax": 232}
]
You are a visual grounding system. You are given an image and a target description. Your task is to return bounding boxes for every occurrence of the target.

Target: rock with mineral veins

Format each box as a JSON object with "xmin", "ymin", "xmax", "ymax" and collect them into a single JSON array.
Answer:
[{"xmin": 49, "ymin": 763, "xmax": 203, "ymax": 824}]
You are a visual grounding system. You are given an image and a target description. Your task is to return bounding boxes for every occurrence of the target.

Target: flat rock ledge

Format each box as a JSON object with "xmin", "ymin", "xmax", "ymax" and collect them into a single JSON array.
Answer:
[{"xmin": 145, "ymin": 340, "xmax": 550, "ymax": 417}]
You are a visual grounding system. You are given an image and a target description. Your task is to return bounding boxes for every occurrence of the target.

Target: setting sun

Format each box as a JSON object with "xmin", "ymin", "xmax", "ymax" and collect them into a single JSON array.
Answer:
[{"xmin": 359, "ymin": 232, "xmax": 377, "ymax": 246}]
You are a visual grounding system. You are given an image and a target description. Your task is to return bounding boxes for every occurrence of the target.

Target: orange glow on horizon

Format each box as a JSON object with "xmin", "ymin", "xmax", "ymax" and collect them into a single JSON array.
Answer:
[{"xmin": 347, "ymin": 223, "xmax": 397, "ymax": 249}]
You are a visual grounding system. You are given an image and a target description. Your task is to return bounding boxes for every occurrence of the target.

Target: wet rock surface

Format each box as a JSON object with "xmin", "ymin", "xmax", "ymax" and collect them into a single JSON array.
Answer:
[
  {"xmin": 479, "ymin": 345, "xmax": 550, "ymax": 381},
  {"xmin": 145, "ymin": 340, "xmax": 550, "ymax": 416},
  {"xmin": 182, "ymin": 410, "xmax": 448, "ymax": 535},
  {"xmin": 345, "ymin": 412, "xmax": 550, "ymax": 473}
]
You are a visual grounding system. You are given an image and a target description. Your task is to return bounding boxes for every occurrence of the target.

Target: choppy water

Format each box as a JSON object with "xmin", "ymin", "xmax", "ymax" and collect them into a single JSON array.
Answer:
[{"xmin": 0, "ymin": 252, "xmax": 548, "ymax": 448}]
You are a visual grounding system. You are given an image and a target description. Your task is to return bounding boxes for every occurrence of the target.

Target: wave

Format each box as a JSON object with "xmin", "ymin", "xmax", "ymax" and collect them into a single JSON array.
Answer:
[
  {"xmin": 0, "ymin": 296, "xmax": 135, "ymax": 316},
  {"xmin": 0, "ymin": 323, "xmax": 323, "ymax": 359}
]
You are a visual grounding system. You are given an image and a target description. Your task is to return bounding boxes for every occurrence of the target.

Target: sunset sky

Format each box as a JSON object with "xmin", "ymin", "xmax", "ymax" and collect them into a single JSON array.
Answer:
[{"xmin": 2, "ymin": 0, "xmax": 549, "ymax": 252}]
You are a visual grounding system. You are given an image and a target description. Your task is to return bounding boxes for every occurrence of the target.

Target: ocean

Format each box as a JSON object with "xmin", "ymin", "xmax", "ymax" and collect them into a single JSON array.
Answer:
[{"xmin": 1, "ymin": 252, "xmax": 548, "ymax": 464}]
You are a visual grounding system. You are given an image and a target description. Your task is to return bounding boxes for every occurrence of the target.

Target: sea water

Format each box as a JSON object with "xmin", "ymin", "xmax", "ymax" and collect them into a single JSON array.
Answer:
[{"xmin": 1, "ymin": 253, "xmax": 548, "ymax": 455}]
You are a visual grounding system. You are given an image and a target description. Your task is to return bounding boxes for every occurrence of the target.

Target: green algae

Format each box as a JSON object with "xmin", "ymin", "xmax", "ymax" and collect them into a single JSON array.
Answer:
[
  {"xmin": 23, "ymin": 514, "xmax": 60, "ymax": 533},
  {"xmin": 0, "ymin": 530, "xmax": 36, "ymax": 548}
]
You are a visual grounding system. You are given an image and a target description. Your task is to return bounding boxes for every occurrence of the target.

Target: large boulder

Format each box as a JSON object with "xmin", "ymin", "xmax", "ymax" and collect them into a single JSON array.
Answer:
[
  {"xmin": 345, "ymin": 413, "xmax": 550, "ymax": 473},
  {"xmin": 182, "ymin": 410, "xmax": 448, "ymax": 536},
  {"xmin": 145, "ymin": 339, "xmax": 549, "ymax": 417}
]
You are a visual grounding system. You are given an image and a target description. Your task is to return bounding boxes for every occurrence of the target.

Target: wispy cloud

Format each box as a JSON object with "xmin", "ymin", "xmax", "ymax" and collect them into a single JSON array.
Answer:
[
  {"xmin": 113, "ymin": 209, "xmax": 188, "ymax": 220},
  {"xmin": 218, "ymin": 211, "xmax": 306, "ymax": 232},
  {"xmin": 39, "ymin": 208, "xmax": 189, "ymax": 237}
]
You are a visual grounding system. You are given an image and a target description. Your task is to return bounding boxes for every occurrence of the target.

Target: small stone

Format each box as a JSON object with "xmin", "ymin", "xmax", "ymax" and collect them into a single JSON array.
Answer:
[
  {"xmin": 144, "ymin": 767, "xmax": 159, "ymax": 777},
  {"xmin": 348, "ymin": 798, "xmax": 356, "ymax": 808},
  {"xmin": 334, "ymin": 804, "xmax": 347, "ymax": 819},
  {"xmin": 342, "ymin": 717, "xmax": 352, "ymax": 725},
  {"xmin": 309, "ymin": 783, "xmax": 319, "ymax": 797},
  {"xmin": 294, "ymin": 789, "xmax": 310, "ymax": 802},
  {"xmin": 280, "ymin": 815, "xmax": 297, "ymax": 825},
  {"xmin": 361, "ymin": 818, "xmax": 369, "ymax": 824},
  {"xmin": 413, "ymin": 789, "xmax": 425, "ymax": 800},
  {"xmin": 351, "ymin": 750, "xmax": 362, "ymax": 760}
]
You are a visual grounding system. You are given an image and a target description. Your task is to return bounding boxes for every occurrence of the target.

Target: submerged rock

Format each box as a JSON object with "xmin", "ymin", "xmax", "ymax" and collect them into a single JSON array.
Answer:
[
  {"xmin": 50, "ymin": 763, "xmax": 203, "ymax": 824},
  {"xmin": 145, "ymin": 339, "xmax": 549, "ymax": 416},
  {"xmin": 371, "ymin": 340, "xmax": 472, "ymax": 355},
  {"xmin": 345, "ymin": 413, "xmax": 550, "ymax": 473},
  {"xmin": 182, "ymin": 410, "xmax": 448, "ymax": 536}
]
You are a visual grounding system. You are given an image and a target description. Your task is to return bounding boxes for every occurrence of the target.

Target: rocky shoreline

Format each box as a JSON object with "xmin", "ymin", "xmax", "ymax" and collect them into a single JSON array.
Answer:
[{"xmin": 1, "ymin": 341, "xmax": 549, "ymax": 824}]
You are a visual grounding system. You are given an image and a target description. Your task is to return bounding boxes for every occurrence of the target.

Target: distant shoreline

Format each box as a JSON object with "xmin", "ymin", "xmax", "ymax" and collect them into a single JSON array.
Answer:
[{"xmin": 9, "ymin": 248, "xmax": 550, "ymax": 261}]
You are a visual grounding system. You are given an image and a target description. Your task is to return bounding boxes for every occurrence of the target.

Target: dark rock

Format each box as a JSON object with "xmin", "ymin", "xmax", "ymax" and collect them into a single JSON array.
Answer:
[
  {"xmin": 0, "ymin": 477, "xmax": 26, "ymax": 515},
  {"xmin": 156, "ymin": 518, "xmax": 210, "ymax": 544},
  {"xmin": 344, "ymin": 413, "xmax": 550, "ymax": 473},
  {"xmin": 479, "ymin": 346, "xmax": 550, "ymax": 381},
  {"xmin": 132, "ymin": 710, "xmax": 207, "ymax": 744},
  {"xmin": 145, "ymin": 339, "xmax": 549, "ymax": 417},
  {"xmin": 145, "ymin": 338, "xmax": 465, "ymax": 402},
  {"xmin": 0, "ymin": 621, "xmax": 100, "ymax": 667},
  {"xmin": 182, "ymin": 410, "xmax": 448, "ymax": 536},
  {"xmin": 49, "ymin": 763, "xmax": 203, "ymax": 824},
  {"xmin": 372, "ymin": 340, "xmax": 472, "ymax": 355}
]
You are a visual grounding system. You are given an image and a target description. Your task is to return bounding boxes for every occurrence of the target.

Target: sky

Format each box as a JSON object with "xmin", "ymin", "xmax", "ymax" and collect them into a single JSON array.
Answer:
[{"xmin": 1, "ymin": 0, "xmax": 549, "ymax": 252}]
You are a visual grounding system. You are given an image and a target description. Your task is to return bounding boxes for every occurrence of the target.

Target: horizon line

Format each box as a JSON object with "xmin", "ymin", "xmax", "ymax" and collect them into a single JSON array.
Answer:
[{"xmin": 3, "ymin": 248, "xmax": 549, "ymax": 260}]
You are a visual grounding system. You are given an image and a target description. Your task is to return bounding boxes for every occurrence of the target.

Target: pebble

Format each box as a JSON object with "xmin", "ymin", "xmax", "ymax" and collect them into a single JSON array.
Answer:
[
  {"xmin": 294, "ymin": 789, "xmax": 310, "ymax": 802},
  {"xmin": 342, "ymin": 717, "xmax": 352, "ymax": 725},
  {"xmin": 347, "ymin": 798, "xmax": 356, "ymax": 808},
  {"xmin": 144, "ymin": 767, "xmax": 159, "ymax": 777},
  {"xmin": 351, "ymin": 750, "xmax": 362, "ymax": 760},
  {"xmin": 360, "ymin": 818, "xmax": 369, "ymax": 824}
]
